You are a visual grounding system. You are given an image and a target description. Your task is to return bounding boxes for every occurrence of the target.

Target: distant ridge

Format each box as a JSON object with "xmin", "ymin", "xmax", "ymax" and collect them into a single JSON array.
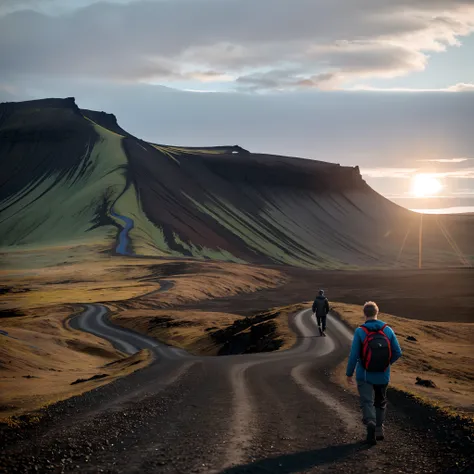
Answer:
[
  {"xmin": 1, "ymin": 97, "xmax": 472, "ymax": 268},
  {"xmin": 81, "ymin": 109, "xmax": 133, "ymax": 138}
]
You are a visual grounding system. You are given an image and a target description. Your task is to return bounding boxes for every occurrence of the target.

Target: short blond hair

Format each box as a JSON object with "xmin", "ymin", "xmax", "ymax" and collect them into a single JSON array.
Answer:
[{"xmin": 363, "ymin": 301, "xmax": 379, "ymax": 318}]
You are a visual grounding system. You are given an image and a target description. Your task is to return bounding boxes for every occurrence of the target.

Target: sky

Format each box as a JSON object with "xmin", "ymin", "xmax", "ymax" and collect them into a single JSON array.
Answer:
[{"xmin": 1, "ymin": 0, "xmax": 473, "ymax": 212}]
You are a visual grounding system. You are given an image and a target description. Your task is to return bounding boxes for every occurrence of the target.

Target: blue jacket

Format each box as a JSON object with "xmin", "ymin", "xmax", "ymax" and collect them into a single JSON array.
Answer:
[{"xmin": 346, "ymin": 319, "xmax": 402, "ymax": 385}]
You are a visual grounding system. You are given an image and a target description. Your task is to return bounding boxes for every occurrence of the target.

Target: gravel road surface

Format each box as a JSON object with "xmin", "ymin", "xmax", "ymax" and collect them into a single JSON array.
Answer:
[{"xmin": 2, "ymin": 305, "xmax": 472, "ymax": 473}]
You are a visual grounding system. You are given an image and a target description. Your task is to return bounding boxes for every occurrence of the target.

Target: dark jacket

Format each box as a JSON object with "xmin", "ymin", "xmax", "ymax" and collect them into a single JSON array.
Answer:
[{"xmin": 312, "ymin": 295, "xmax": 329, "ymax": 315}]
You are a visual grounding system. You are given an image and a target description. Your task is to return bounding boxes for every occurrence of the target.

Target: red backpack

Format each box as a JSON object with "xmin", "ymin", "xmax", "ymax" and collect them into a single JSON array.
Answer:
[{"xmin": 360, "ymin": 324, "xmax": 392, "ymax": 372}]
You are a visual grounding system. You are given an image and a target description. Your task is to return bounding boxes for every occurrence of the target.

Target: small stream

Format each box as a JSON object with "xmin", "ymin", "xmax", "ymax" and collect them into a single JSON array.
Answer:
[{"xmin": 110, "ymin": 208, "xmax": 134, "ymax": 255}]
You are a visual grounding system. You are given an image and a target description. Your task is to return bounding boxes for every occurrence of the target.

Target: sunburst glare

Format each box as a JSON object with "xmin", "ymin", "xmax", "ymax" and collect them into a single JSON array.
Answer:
[{"xmin": 412, "ymin": 174, "xmax": 443, "ymax": 197}]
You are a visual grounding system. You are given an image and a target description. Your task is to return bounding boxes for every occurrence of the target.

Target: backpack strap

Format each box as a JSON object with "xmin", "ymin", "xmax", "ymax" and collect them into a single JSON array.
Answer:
[
  {"xmin": 379, "ymin": 324, "xmax": 392, "ymax": 362},
  {"xmin": 377, "ymin": 324, "xmax": 388, "ymax": 335},
  {"xmin": 359, "ymin": 325, "xmax": 370, "ymax": 335},
  {"xmin": 359, "ymin": 326, "xmax": 370, "ymax": 363}
]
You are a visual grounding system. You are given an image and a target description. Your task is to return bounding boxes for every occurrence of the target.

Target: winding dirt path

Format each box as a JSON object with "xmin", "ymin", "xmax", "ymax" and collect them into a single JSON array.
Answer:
[{"xmin": 1, "ymin": 307, "xmax": 470, "ymax": 473}]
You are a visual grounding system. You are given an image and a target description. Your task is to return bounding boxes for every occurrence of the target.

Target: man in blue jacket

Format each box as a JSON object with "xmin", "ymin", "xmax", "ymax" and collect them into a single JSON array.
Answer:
[{"xmin": 346, "ymin": 301, "xmax": 402, "ymax": 445}]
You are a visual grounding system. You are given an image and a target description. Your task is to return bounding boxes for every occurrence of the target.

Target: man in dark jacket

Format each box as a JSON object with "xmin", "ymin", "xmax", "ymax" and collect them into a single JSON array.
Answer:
[{"xmin": 312, "ymin": 289, "xmax": 330, "ymax": 336}]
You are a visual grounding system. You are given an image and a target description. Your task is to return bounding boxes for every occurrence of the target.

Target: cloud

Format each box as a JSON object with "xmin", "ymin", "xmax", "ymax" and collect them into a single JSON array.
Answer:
[
  {"xmin": 351, "ymin": 83, "xmax": 474, "ymax": 92},
  {"xmin": 430, "ymin": 168, "xmax": 474, "ymax": 179},
  {"xmin": 0, "ymin": 0, "xmax": 473, "ymax": 90},
  {"xmin": 361, "ymin": 166, "xmax": 474, "ymax": 180},
  {"xmin": 308, "ymin": 41, "xmax": 427, "ymax": 76},
  {"xmin": 446, "ymin": 83, "xmax": 474, "ymax": 92},
  {"xmin": 235, "ymin": 70, "xmax": 341, "ymax": 92},
  {"xmin": 386, "ymin": 194, "xmax": 453, "ymax": 200},
  {"xmin": 188, "ymin": 71, "xmax": 234, "ymax": 83},
  {"xmin": 418, "ymin": 158, "xmax": 470, "ymax": 163},
  {"xmin": 361, "ymin": 168, "xmax": 418, "ymax": 178},
  {"xmin": 0, "ymin": 0, "xmax": 52, "ymax": 15},
  {"xmin": 0, "ymin": 0, "xmax": 130, "ymax": 16},
  {"xmin": 410, "ymin": 206, "xmax": 474, "ymax": 214}
]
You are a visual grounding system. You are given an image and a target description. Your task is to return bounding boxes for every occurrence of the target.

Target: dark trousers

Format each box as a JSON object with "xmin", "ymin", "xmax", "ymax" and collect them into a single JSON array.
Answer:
[
  {"xmin": 357, "ymin": 381, "xmax": 388, "ymax": 425},
  {"xmin": 316, "ymin": 313, "xmax": 327, "ymax": 331}
]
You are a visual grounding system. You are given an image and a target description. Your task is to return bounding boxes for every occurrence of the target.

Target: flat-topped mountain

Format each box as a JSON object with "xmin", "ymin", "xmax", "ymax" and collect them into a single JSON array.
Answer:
[{"xmin": 0, "ymin": 98, "xmax": 472, "ymax": 268}]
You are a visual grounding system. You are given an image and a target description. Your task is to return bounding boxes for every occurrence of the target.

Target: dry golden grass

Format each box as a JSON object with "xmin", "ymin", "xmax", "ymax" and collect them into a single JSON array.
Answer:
[
  {"xmin": 112, "ymin": 309, "xmax": 239, "ymax": 355},
  {"xmin": 108, "ymin": 262, "xmax": 285, "ymax": 311},
  {"xmin": 1, "ymin": 241, "xmax": 113, "ymax": 271},
  {"xmin": 331, "ymin": 302, "xmax": 474, "ymax": 416},
  {"xmin": 1, "ymin": 245, "xmax": 284, "ymax": 313},
  {"xmin": 0, "ymin": 243, "xmax": 285, "ymax": 419},
  {"xmin": 112, "ymin": 302, "xmax": 307, "ymax": 355},
  {"xmin": 0, "ymin": 305, "xmax": 152, "ymax": 421},
  {"xmin": 4, "ymin": 350, "xmax": 151, "ymax": 427},
  {"xmin": 157, "ymin": 268, "xmax": 283, "ymax": 305},
  {"xmin": 1, "ymin": 255, "xmax": 160, "ymax": 312}
]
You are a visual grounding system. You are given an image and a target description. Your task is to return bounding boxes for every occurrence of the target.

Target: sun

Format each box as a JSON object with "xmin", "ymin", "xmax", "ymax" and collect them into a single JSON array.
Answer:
[{"xmin": 412, "ymin": 174, "xmax": 443, "ymax": 197}]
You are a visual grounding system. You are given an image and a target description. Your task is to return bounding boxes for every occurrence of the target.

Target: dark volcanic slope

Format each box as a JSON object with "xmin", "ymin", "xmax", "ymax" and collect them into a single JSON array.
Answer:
[
  {"xmin": 0, "ymin": 98, "xmax": 96, "ymax": 204},
  {"xmin": 0, "ymin": 98, "xmax": 125, "ymax": 248},
  {"xmin": 1, "ymin": 97, "xmax": 473, "ymax": 268}
]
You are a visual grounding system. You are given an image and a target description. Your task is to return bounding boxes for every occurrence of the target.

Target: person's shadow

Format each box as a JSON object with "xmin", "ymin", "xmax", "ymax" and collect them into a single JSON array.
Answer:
[{"xmin": 219, "ymin": 441, "xmax": 368, "ymax": 473}]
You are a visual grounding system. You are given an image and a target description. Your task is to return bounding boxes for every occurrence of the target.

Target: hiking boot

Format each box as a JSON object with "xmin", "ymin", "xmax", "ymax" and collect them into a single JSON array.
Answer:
[
  {"xmin": 366, "ymin": 422, "xmax": 377, "ymax": 445},
  {"xmin": 375, "ymin": 425, "xmax": 385, "ymax": 441}
]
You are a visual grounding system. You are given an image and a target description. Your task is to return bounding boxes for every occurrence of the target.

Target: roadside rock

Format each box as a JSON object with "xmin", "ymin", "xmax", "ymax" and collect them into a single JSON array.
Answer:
[
  {"xmin": 148, "ymin": 316, "xmax": 196, "ymax": 329},
  {"xmin": 415, "ymin": 377, "xmax": 437, "ymax": 388},
  {"xmin": 71, "ymin": 374, "xmax": 108, "ymax": 385},
  {"xmin": 216, "ymin": 319, "xmax": 283, "ymax": 355}
]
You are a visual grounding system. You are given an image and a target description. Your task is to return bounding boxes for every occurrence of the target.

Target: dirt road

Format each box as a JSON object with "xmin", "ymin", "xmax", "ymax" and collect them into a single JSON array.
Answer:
[{"xmin": 2, "ymin": 305, "xmax": 471, "ymax": 473}]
